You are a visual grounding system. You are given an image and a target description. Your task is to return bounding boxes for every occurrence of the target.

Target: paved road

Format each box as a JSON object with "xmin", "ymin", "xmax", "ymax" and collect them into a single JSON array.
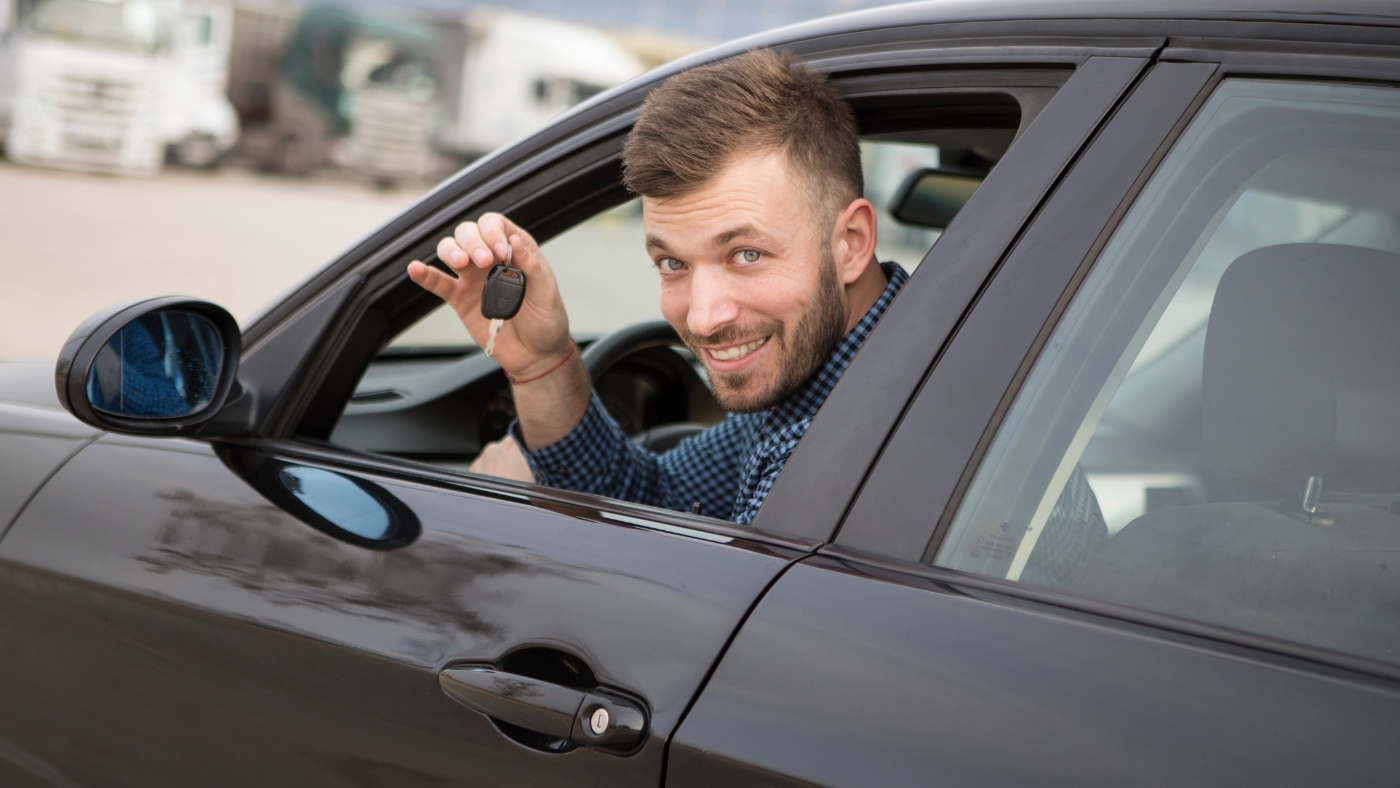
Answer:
[
  {"xmin": 0, "ymin": 158, "xmax": 934, "ymax": 363},
  {"xmin": 0, "ymin": 161, "xmax": 424, "ymax": 361}
]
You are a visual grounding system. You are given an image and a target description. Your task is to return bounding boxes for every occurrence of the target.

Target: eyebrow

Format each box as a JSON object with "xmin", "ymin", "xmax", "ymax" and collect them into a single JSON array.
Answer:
[
  {"xmin": 713, "ymin": 224, "xmax": 758, "ymax": 246},
  {"xmin": 645, "ymin": 224, "xmax": 763, "ymax": 257}
]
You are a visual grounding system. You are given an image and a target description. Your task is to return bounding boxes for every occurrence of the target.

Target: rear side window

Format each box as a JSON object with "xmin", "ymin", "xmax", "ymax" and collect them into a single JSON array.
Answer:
[{"xmin": 936, "ymin": 80, "xmax": 1400, "ymax": 665}]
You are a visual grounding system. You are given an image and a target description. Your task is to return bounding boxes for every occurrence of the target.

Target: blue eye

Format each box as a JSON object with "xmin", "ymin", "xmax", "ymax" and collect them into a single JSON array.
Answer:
[
  {"xmin": 662, "ymin": 258, "xmax": 685, "ymax": 271},
  {"xmin": 740, "ymin": 249, "xmax": 760, "ymax": 263}
]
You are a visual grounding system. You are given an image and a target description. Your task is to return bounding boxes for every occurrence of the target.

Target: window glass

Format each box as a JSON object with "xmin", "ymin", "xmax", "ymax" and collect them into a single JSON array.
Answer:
[
  {"xmin": 936, "ymin": 80, "xmax": 1400, "ymax": 665},
  {"xmin": 339, "ymin": 137, "xmax": 956, "ymax": 472}
]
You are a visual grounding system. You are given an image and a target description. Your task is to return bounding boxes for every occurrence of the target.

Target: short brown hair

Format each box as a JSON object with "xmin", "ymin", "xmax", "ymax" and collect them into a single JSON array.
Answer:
[{"xmin": 622, "ymin": 49, "xmax": 862, "ymax": 221}]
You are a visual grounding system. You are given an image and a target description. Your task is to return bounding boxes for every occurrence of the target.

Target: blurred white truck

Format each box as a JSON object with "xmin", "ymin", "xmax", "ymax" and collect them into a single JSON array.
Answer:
[
  {"xmin": 235, "ymin": 6, "xmax": 646, "ymax": 185},
  {"xmin": 439, "ymin": 10, "xmax": 646, "ymax": 160},
  {"xmin": 5, "ymin": 0, "xmax": 238, "ymax": 176}
]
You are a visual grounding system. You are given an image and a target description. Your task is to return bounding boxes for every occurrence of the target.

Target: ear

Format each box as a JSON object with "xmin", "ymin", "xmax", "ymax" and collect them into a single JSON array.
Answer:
[{"xmin": 830, "ymin": 198, "xmax": 878, "ymax": 285}]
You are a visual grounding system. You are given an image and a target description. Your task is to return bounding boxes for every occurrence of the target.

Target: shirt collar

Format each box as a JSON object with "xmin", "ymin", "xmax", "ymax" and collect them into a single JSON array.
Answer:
[{"xmin": 760, "ymin": 261, "xmax": 910, "ymax": 430}]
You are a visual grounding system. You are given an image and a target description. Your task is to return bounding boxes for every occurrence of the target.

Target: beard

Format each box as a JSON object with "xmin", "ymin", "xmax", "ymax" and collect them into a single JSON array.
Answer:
[{"xmin": 679, "ymin": 248, "xmax": 848, "ymax": 413}]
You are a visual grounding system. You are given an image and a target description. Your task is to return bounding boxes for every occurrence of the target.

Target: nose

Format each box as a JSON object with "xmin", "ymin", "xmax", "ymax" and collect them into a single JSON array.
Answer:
[{"xmin": 685, "ymin": 265, "xmax": 741, "ymax": 338}]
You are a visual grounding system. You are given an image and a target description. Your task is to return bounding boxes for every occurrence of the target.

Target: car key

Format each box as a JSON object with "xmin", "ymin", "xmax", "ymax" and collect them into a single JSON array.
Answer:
[{"xmin": 480, "ymin": 245, "xmax": 526, "ymax": 357}]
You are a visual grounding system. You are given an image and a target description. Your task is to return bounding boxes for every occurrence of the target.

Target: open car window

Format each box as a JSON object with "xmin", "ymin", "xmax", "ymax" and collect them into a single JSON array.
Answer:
[
  {"xmin": 329, "ymin": 136, "xmax": 972, "ymax": 477},
  {"xmin": 387, "ymin": 199, "xmax": 661, "ymax": 353},
  {"xmin": 386, "ymin": 138, "xmax": 946, "ymax": 355},
  {"xmin": 935, "ymin": 79, "xmax": 1400, "ymax": 666}
]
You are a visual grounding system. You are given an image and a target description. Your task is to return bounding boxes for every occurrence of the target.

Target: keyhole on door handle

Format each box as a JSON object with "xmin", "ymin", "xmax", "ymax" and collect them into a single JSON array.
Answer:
[{"xmin": 439, "ymin": 646, "xmax": 648, "ymax": 755}]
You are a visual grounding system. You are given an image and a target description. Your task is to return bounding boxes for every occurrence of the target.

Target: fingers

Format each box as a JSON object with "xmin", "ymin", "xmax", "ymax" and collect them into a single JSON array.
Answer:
[
  {"xmin": 444, "ymin": 225, "xmax": 496, "ymax": 272},
  {"xmin": 476, "ymin": 214, "xmax": 545, "ymax": 276},
  {"xmin": 407, "ymin": 260, "xmax": 463, "ymax": 302},
  {"xmin": 475, "ymin": 213, "xmax": 517, "ymax": 264},
  {"xmin": 440, "ymin": 215, "xmax": 542, "ymax": 274},
  {"xmin": 437, "ymin": 235, "xmax": 471, "ymax": 272},
  {"xmin": 469, "ymin": 436, "xmax": 534, "ymax": 483}
]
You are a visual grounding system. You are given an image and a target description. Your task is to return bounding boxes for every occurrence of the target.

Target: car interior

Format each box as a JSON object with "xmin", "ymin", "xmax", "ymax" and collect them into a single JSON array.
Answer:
[
  {"xmin": 317, "ymin": 85, "xmax": 1047, "ymax": 483},
  {"xmin": 943, "ymin": 81, "xmax": 1400, "ymax": 664}
]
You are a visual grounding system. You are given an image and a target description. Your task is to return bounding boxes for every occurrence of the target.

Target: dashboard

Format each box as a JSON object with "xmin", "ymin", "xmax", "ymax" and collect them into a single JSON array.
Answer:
[{"xmin": 329, "ymin": 336, "xmax": 723, "ymax": 470}]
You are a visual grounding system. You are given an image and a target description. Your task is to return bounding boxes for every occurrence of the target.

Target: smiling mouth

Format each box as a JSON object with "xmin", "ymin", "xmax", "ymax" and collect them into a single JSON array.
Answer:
[{"xmin": 705, "ymin": 337, "xmax": 768, "ymax": 362}]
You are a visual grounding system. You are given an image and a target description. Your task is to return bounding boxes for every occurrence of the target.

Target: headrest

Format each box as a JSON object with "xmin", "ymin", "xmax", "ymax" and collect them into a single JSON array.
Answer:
[{"xmin": 1202, "ymin": 243, "xmax": 1400, "ymax": 493}]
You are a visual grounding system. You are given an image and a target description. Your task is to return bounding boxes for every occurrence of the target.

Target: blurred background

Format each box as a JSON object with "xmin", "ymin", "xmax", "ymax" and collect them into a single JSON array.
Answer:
[{"xmin": 0, "ymin": 0, "xmax": 935, "ymax": 362}]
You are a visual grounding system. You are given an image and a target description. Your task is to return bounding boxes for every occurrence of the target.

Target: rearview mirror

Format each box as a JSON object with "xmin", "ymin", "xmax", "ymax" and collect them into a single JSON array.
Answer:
[
  {"xmin": 56, "ymin": 297, "xmax": 241, "ymax": 435},
  {"xmin": 889, "ymin": 167, "xmax": 985, "ymax": 231}
]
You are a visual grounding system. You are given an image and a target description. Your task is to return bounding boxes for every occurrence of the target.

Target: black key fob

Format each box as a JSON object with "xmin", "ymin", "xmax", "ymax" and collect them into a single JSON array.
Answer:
[{"xmin": 480, "ymin": 264, "xmax": 527, "ymax": 320}]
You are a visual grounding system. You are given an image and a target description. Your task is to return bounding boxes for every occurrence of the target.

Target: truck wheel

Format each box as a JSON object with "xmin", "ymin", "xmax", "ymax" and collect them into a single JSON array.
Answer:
[
  {"xmin": 176, "ymin": 135, "xmax": 222, "ymax": 169},
  {"xmin": 276, "ymin": 135, "xmax": 317, "ymax": 177}
]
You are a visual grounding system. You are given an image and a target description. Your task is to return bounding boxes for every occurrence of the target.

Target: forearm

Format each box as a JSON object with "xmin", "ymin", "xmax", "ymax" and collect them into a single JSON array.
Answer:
[
  {"xmin": 511, "ymin": 352, "xmax": 593, "ymax": 451},
  {"xmin": 513, "ymin": 393, "xmax": 750, "ymax": 519}
]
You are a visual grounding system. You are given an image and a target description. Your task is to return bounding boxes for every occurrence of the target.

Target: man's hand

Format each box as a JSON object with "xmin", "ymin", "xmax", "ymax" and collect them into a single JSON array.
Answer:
[
  {"xmin": 469, "ymin": 435, "xmax": 534, "ymax": 482},
  {"xmin": 407, "ymin": 213, "xmax": 573, "ymax": 380},
  {"xmin": 409, "ymin": 212, "xmax": 593, "ymax": 455}
]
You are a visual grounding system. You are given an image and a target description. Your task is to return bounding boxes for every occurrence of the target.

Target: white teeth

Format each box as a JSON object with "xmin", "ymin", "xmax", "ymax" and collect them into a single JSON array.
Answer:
[{"xmin": 708, "ymin": 338, "xmax": 767, "ymax": 362}]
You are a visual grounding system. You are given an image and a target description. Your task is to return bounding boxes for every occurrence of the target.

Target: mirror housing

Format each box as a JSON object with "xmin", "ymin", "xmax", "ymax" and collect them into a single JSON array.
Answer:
[
  {"xmin": 55, "ymin": 297, "xmax": 242, "ymax": 436},
  {"xmin": 889, "ymin": 167, "xmax": 985, "ymax": 231}
]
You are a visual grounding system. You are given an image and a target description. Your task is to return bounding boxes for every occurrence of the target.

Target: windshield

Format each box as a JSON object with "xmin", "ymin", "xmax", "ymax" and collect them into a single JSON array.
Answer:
[{"xmin": 26, "ymin": 0, "xmax": 166, "ymax": 53}]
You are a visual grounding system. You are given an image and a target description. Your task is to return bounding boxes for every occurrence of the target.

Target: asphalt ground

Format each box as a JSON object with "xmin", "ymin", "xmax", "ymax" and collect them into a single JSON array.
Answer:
[
  {"xmin": 0, "ymin": 159, "xmax": 934, "ymax": 363},
  {"xmin": 0, "ymin": 160, "xmax": 424, "ymax": 362}
]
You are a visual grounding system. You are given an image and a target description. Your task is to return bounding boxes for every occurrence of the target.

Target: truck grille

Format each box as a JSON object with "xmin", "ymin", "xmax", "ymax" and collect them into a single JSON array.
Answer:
[
  {"xmin": 41, "ymin": 74, "xmax": 144, "ymax": 156},
  {"xmin": 342, "ymin": 87, "xmax": 436, "ymax": 180}
]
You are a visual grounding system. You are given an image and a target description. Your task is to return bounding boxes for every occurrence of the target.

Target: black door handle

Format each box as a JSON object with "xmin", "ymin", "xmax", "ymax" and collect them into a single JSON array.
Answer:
[{"xmin": 439, "ymin": 666, "xmax": 647, "ymax": 753}]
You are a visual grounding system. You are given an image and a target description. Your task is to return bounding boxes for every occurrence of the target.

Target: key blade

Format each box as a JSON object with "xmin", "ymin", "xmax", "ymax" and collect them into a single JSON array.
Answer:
[{"xmin": 485, "ymin": 318, "xmax": 502, "ymax": 357}]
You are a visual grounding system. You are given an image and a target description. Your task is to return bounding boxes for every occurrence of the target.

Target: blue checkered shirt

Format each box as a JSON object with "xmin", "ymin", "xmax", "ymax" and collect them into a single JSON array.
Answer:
[{"xmin": 510, "ymin": 263, "xmax": 909, "ymax": 525}]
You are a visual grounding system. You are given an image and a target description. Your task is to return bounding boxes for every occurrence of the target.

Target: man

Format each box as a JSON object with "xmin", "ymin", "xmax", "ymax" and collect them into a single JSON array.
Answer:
[{"xmin": 406, "ymin": 49, "xmax": 908, "ymax": 525}]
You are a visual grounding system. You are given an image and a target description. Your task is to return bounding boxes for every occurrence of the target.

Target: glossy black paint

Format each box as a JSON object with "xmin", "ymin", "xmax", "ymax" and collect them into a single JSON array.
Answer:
[
  {"xmin": 840, "ymin": 61, "xmax": 1219, "ymax": 560},
  {"xmin": 205, "ymin": 275, "xmax": 363, "ymax": 439},
  {"xmin": 5, "ymin": 4, "xmax": 1400, "ymax": 787},
  {"xmin": 0, "ymin": 402, "xmax": 97, "ymax": 541},
  {"xmin": 668, "ymin": 556, "xmax": 1400, "ymax": 787},
  {"xmin": 0, "ymin": 435, "xmax": 795, "ymax": 784}
]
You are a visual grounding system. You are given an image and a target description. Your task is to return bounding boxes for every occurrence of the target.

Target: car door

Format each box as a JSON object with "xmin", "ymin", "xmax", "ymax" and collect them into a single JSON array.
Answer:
[
  {"xmin": 0, "ymin": 425, "xmax": 808, "ymax": 787},
  {"xmin": 0, "ymin": 40, "xmax": 812, "ymax": 788},
  {"xmin": 668, "ymin": 34, "xmax": 1400, "ymax": 788},
  {"xmin": 0, "ymin": 28, "xmax": 1156, "ymax": 788},
  {"xmin": 0, "ymin": 20, "xmax": 1160, "ymax": 788}
]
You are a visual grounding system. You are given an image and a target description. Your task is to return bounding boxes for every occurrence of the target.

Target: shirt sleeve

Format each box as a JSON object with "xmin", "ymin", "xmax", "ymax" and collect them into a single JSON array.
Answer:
[{"xmin": 508, "ymin": 392, "xmax": 753, "ymax": 518}]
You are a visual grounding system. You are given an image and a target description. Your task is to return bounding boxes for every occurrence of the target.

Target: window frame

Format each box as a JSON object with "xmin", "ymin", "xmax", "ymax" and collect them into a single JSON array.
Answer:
[
  {"xmin": 225, "ymin": 40, "xmax": 1176, "ymax": 548},
  {"xmin": 830, "ymin": 44, "xmax": 1400, "ymax": 683},
  {"xmin": 835, "ymin": 59, "xmax": 1221, "ymax": 559},
  {"xmin": 753, "ymin": 54, "xmax": 1161, "ymax": 541}
]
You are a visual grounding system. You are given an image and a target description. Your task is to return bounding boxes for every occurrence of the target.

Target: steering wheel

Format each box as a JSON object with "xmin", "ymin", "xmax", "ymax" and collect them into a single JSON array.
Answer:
[{"xmin": 581, "ymin": 320, "xmax": 716, "ymax": 452}]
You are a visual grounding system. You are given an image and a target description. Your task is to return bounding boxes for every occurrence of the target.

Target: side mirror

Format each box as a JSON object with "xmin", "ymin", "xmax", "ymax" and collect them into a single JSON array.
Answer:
[
  {"xmin": 889, "ymin": 167, "xmax": 985, "ymax": 231},
  {"xmin": 55, "ymin": 297, "xmax": 241, "ymax": 435}
]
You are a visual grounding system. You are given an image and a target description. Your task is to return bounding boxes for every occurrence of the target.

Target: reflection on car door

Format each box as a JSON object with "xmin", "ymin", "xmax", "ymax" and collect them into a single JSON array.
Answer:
[{"xmin": 0, "ymin": 434, "xmax": 799, "ymax": 786}]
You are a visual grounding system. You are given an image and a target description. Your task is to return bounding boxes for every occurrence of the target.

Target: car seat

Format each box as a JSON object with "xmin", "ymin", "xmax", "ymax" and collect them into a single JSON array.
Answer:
[{"xmin": 1068, "ymin": 243, "xmax": 1400, "ymax": 663}]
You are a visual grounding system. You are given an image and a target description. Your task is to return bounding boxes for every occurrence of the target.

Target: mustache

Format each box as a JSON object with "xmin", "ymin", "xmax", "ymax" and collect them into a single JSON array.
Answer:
[{"xmin": 679, "ymin": 320, "xmax": 784, "ymax": 350}]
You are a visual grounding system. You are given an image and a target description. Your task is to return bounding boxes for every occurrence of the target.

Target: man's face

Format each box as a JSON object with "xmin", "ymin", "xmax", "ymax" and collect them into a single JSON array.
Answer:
[{"xmin": 643, "ymin": 152, "xmax": 849, "ymax": 412}]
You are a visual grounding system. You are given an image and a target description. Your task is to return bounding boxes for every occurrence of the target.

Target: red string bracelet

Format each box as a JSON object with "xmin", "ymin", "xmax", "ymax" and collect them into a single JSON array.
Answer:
[{"xmin": 506, "ymin": 340, "xmax": 577, "ymax": 385}]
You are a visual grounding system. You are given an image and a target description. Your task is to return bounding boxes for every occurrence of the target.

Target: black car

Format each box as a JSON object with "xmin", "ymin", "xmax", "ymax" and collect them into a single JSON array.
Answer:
[{"xmin": 3, "ymin": 1, "xmax": 1400, "ymax": 784}]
